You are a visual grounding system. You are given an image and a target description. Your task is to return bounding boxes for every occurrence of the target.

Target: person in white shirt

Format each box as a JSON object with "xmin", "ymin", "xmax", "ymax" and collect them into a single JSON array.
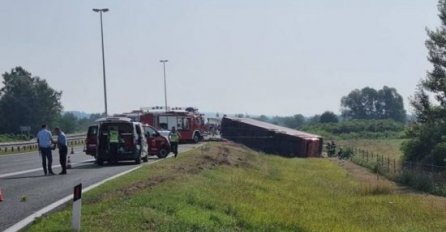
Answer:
[{"xmin": 37, "ymin": 124, "xmax": 55, "ymax": 176}]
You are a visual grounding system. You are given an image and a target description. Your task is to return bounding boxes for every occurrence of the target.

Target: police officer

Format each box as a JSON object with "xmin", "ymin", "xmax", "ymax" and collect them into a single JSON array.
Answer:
[
  {"xmin": 108, "ymin": 127, "xmax": 120, "ymax": 161},
  {"xmin": 54, "ymin": 127, "xmax": 68, "ymax": 175},
  {"xmin": 37, "ymin": 124, "xmax": 55, "ymax": 176},
  {"xmin": 168, "ymin": 126, "xmax": 181, "ymax": 158}
]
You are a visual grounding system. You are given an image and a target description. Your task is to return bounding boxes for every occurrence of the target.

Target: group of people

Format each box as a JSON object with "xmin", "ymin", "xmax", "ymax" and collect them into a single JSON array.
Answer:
[
  {"xmin": 326, "ymin": 141, "xmax": 337, "ymax": 157},
  {"xmin": 37, "ymin": 124, "xmax": 68, "ymax": 175}
]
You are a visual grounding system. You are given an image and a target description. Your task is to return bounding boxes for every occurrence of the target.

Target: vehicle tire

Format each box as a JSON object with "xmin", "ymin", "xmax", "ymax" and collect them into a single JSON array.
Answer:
[
  {"xmin": 135, "ymin": 154, "xmax": 141, "ymax": 164},
  {"xmin": 97, "ymin": 158, "xmax": 104, "ymax": 166},
  {"xmin": 157, "ymin": 147, "xmax": 169, "ymax": 159},
  {"xmin": 193, "ymin": 133, "xmax": 200, "ymax": 144},
  {"xmin": 142, "ymin": 155, "xmax": 148, "ymax": 162}
]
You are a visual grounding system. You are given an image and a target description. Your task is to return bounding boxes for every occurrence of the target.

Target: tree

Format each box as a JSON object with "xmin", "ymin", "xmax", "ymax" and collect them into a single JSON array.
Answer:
[
  {"xmin": 256, "ymin": 115, "xmax": 269, "ymax": 122},
  {"xmin": 319, "ymin": 111, "xmax": 339, "ymax": 123},
  {"xmin": 341, "ymin": 86, "xmax": 406, "ymax": 122},
  {"xmin": 0, "ymin": 67, "xmax": 62, "ymax": 134},
  {"xmin": 403, "ymin": 0, "xmax": 446, "ymax": 165},
  {"xmin": 284, "ymin": 114, "xmax": 305, "ymax": 129},
  {"xmin": 56, "ymin": 112, "xmax": 78, "ymax": 134},
  {"xmin": 377, "ymin": 86, "xmax": 406, "ymax": 122},
  {"xmin": 271, "ymin": 114, "xmax": 305, "ymax": 129}
]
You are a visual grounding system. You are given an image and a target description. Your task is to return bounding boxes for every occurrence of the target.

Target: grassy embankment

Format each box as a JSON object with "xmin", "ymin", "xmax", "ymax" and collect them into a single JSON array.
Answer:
[{"xmin": 27, "ymin": 142, "xmax": 446, "ymax": 232}]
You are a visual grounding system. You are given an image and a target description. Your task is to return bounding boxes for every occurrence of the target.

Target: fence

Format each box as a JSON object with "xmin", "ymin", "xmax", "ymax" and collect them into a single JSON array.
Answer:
[
  {"xmin": 349, "ymin": 147, "xmax": 401, "ymax": 176},
  {"xmin": 344, "ymin": 146, "xmax": 446, "ymax": 191},
  {"xmin": 0, "ymin": 134, "xmax": 85, "ymax": 154}
]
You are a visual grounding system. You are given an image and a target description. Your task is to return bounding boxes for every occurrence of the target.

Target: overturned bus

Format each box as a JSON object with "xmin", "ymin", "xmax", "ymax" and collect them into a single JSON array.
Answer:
[{"xmin": 221, "ymin": 117, "xmax": 322, "ymax": 157}]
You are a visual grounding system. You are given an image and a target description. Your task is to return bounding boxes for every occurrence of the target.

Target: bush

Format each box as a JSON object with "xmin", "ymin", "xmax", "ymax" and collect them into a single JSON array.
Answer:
[
  {"xmin": 397, "ymin": 170, "xmax": 434, "ymax": 193},
  {"xmin": 0, "ymin": 134, "xmax": 31, "ymax": 142},
  {"xmin": 402, "ymin": 121, "xmax": 446, "ymax": 166},
  {"xmin": 338, "ymin": 147, "xmax": 353, "ymax": 159},
  {"xmin": 303, "ymin": 119, "xmax": 405, "ymax": 139}
]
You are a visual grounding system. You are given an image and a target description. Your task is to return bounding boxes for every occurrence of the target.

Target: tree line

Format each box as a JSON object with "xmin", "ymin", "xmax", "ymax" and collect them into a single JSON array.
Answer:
[
  {"xmin": 0, "ymin": 67, "xmax": 100, "ymax": 137},
  {"xmin": 237, "ymin": 85, "xmax": 407, "ymax": 140}
]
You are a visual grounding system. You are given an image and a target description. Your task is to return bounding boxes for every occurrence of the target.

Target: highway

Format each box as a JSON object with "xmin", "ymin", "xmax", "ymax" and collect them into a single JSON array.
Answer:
[{"xmin": 0, "ymin": 144, "xmax": 202, "ymax": 231}]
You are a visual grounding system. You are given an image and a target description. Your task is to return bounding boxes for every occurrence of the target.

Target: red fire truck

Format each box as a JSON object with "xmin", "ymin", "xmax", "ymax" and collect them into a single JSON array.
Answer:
[{"xmin": 139, "ymin": 106, "xmax": 205, "ymax": 143}]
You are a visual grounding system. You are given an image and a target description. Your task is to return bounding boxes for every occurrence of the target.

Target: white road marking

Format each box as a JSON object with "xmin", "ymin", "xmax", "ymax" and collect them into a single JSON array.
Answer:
[
  {"xmin": 0, "ymin": 159, "xmax": 96, "ymax": 178},
  {"xmin": 4, "ymin": 160, "xmax": 161, "ymax": 232},
  {"xmin": 3, "ymin": 143, "xmax": 203, "ymax": 232}
]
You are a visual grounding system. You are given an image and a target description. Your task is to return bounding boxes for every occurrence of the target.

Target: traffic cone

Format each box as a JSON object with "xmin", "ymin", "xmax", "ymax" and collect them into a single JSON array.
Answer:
[
  {"xmin": 71, "ymin": 146, "xmax": 74, "ymax": 154},
  {"xmin": 0, "ymin": 188, "xmax": 4, "ymax": 201},
  {"xmin": 67, "ymin": 156, "xmax": 72, "ymax": 169}
]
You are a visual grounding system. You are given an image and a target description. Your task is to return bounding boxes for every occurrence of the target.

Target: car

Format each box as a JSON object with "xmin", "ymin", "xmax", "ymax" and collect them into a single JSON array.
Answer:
[
  {"xmin": 143, "ymin": 125, "xmax": 171, "ymax": 158},
  {"xmin": 86, "ymin": 117, "xmax": 149, "ymax": 165}
]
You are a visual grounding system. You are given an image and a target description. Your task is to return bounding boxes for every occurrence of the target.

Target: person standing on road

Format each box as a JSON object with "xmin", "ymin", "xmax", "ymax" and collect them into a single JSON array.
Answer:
[
  {"xmin": 108, "ymin": 127, "xmax": 120, "ymax": 161},
  {"xmin": 54, "ymin": 127, "xmax": 68, "ymax": 175},
  {"xmin": 168, "ymin": 126, "xmax": 181, "ymax": 158},
  {"xmin": 37, "ymin": 124, "xmax": 55, "ymax": 176}
]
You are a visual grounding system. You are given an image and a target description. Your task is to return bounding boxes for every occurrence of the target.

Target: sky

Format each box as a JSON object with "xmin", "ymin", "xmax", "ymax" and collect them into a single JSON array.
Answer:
[{"xmin": 0, "ymin": 0, "xmax": 440, "ymax": 117}]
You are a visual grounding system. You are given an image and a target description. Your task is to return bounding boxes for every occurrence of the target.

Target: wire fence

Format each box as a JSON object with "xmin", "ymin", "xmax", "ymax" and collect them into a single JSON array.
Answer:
[{"xmin": 342, "ymin": 146, "xmax": 446, "ymax": 187}]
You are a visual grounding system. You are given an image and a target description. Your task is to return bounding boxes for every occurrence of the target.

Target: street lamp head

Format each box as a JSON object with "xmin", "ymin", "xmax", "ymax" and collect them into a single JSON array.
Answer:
[
  {"xmin": 92, "ymin": 8, "xmax": 109, "ymax": 12},
  {"xmin": 160, "ymin": 60, "xmax": 168, "ymax": 63}
]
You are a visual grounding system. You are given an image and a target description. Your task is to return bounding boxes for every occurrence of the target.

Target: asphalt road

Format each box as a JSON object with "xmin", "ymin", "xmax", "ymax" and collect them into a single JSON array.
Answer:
[{"xmin": 0, "ymin": 144, "xmax": 201, "ymax": 231}]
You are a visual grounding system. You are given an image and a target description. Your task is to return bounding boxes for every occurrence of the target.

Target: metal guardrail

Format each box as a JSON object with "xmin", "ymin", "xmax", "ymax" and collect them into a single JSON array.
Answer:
[{"xmin": 0, "ymin": 134, "xmax": 86, "ymax": 154}]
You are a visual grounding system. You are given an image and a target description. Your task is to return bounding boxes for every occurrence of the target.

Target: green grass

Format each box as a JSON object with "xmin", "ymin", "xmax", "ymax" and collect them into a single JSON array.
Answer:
[
  {"xmin": 26, "ymin": 142, "xmax": 446, "ymax": 232},
  {"xmin": 337, "ymin": 139, "xmax": 405, "ymax": 161},
  {"xmin": 0, "ymin": 134, "xmax": 30, "ymax": 142}
]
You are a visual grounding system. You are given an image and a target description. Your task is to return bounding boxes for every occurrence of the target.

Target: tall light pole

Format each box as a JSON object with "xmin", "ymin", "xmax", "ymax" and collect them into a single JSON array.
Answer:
[
  {"xmin": 160, "ymin": 60, "xmax": 168, "ymax": 112},
  {"xmin": 93, "ymin": 8, "xmax": 109, "ymax": 116}
]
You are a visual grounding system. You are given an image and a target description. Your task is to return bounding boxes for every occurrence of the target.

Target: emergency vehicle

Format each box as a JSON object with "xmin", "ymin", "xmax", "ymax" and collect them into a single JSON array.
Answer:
[
  {"xmin": 139, "ymin": 106, "xmax": 205, "ymax": 143},
  {"xmin": 85, "ymin": 117, "xmax": 149, "ymax": 165},
  {"xmin": 84, "ymin": 117, "xmax": 171, "ymax": 161}
]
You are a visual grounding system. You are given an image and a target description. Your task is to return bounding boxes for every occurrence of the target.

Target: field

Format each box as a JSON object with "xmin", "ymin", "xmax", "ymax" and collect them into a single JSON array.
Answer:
[
  {"xmin": 26, "ymin": 142, "xmax": 446, "ymax": 232},
  {"xmin": 337, "ymin": 139, "xmax": 405, "ymax": 161}
]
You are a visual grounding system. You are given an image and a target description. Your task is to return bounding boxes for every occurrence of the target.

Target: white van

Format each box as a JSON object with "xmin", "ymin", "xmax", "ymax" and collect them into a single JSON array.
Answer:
[{"xmin": 93, "ymin": 117, "xmax": 149, "ymax": 165}]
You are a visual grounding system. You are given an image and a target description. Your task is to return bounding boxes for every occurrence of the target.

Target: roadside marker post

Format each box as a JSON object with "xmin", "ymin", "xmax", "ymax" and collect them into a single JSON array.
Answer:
[{"xmin": 72, "ymin": 183, "xmax": 82, "ymax": 231}]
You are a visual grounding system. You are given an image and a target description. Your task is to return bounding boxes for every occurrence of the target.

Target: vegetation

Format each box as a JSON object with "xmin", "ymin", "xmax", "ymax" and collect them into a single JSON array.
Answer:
[
  {"xmin": 252, "ymin": 114, "xmax": 306, "ymax": 129},
  {"xmin": 403, "ymin": 0, "xmax": 446, "ymax": 166},
  {"xmin": 337, "ymin": 139, "xmax": 404, "ymax": 161},
  {"xmin": 341, "ymin": 86, "xmax": 406, "ymax": 122},
  {"xmin": 338, "ymin": 139, "xmax": 446, "ymax": 196},
  {"xmin": 55, "ymin": 112, "xmax": 101, "ymax": 134},
  {"xmin": 0, "ymin": 134, "xmax": 30, "ymax": 142},
  {"xmin": 319, "ymin": 111, "xmax": 339, "ymax": 123},
  {"xmin": 303, "ymin": 119, "xmax": 405, "ymax": 140},
  {"xmin": 0, "ymin": 67, "xmax": 62, "ymax": 134},
  {"xmin": 27, "ymin": 143, "xmax": 446, "ymax": 232}
]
